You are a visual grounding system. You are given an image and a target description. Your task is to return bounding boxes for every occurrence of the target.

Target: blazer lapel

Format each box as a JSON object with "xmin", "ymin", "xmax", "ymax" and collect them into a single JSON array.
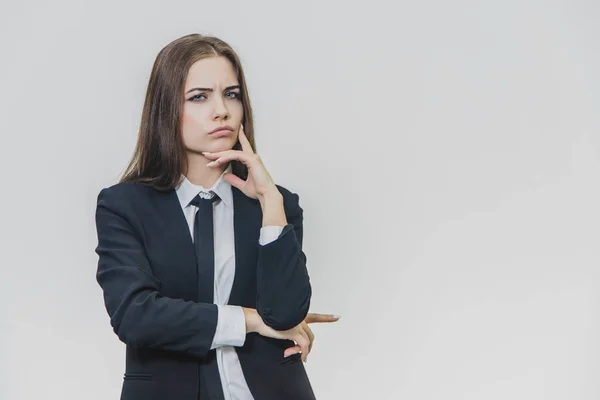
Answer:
[
  {"xmin": 147, "ymin": 187, "xmax": 199, "ymax": 300},
  {"xmin": 229, "ymin": 187, "xmax": 262, "ymax": 307}
]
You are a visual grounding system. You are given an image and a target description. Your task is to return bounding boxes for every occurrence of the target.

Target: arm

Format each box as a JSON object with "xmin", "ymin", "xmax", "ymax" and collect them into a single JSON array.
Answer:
[
  {"xmin": 95, "ymin": 187, "xmax": 219, "ymax": 358},
  {"xmin": 255, "ymin": 188, "xmax": 312, "ymax": 331}
]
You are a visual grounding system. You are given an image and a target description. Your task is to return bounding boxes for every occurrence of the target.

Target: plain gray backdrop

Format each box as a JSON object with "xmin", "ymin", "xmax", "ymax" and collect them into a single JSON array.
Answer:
[{"xmin": 1, "ymin": 0, "xmax": 599, "ymax": 399}]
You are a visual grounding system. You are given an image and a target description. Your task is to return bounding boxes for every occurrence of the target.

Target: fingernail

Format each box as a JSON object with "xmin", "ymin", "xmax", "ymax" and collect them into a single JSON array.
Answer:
[
  {"xmin": 202, "ymin": 151, "xmax": 211, "ymax": 154},
  {"xmin": 333, "ymin": 315, "xmax": 341, "ymax": 319},
  {"xmin": 207, "ymin": 161, "xmax": 216, "ymax": 167}
]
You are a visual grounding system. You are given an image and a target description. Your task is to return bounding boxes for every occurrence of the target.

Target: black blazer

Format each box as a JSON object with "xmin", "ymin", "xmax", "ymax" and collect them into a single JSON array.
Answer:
[{"xmin": 94, "ymin": 181, "xmax": 315, "ymax": 400}]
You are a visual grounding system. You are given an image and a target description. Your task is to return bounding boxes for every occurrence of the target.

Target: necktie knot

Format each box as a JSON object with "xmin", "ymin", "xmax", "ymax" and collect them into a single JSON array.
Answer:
[{"xmin": 189, "ymin": 192, "xmax": 221, "ymax": 208}]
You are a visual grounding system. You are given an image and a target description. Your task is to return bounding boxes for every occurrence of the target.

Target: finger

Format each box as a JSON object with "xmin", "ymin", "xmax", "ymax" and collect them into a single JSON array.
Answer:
[
  {"xmin": 284, "ymin": 345, "xmax": 301, "ymax": 358},
  {"xmin": 295, "ymin": 330, "xmax": 310, "ymax": 362},
  {"xmin": 238, "ymin": 124, "xmax": 254, "ymax": 154},
  {"xmin": 202, "ymin": 151, "xmax": 223, "ymax": 159},
  {"xmin": 202, "ymin": 150, "xmax": 240, "ymax": 160},
  {"xmin": 303, "ymin": 323, "xmax": 315, "ymax": 356},
  {"xmin": 222, "ymin": 172, "xmax": 246, "ymax": 190},
  {"xmin": 202, "ymin": 150, "xmax": 244, "ymax": 160},
  {"xmin": 305, "ymin": 313, "xmax": 341, "ymax": 324},
  {"xmin": 205, "ymin": 151, "xmax": 256, "ymax": 167}
]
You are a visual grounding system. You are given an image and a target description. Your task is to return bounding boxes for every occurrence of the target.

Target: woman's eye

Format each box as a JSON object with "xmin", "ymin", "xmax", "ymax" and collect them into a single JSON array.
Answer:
[
  {"xmin": 189, "ymin": 94, "xmax": 207, "ymax": 101},
  {"xmin": 225, "ymin": 91, "xmax": 240, "ymax": 99}
]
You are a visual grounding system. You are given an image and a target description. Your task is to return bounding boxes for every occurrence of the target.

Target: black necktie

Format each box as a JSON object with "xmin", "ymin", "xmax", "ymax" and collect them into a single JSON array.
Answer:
[
  {"xmin": 189, "ymin": 192, "xmax": 225, "ymax": 400},
  {"xmin": 190, "ymin": 192, "xmax": 220, "ymax": 303}
]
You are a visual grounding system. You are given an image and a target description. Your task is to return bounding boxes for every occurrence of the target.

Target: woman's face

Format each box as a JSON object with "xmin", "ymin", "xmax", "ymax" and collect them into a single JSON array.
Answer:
[{"xmin": 181, "ymin": 56, "xmax": 243, "ymax": 155}]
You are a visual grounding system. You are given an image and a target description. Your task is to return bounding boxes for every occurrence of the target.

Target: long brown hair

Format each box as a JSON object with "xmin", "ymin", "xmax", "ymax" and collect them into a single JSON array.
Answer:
[{"xmin": 120, "ymin": 34, "xmax": 256, "ymax": 191}]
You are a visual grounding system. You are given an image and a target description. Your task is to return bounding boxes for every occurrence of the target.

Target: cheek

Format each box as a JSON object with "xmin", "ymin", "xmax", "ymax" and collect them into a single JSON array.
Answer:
[
  {"xmin": 181, "ymin": 107, "xmax": 208, "ymax": 143},
  {"xmin": 231, "ymin": 102, "xmax": 244, "ymax": 121}
]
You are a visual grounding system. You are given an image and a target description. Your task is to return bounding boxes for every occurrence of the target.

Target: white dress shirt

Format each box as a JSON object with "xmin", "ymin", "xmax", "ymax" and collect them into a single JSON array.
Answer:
[{"xmin": 175, "ymin": 164, "xmax": 283, "ymax": 400}]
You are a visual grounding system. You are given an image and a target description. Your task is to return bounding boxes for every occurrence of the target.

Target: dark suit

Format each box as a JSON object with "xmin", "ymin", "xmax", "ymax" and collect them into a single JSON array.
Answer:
[{"xmin": 94, "ymin": 181, "xmax": 315, "ymax": 400}]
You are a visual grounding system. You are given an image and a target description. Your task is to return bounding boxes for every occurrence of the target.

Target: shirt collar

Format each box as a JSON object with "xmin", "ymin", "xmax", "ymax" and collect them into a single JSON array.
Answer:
[{"xmin": 175, "ymin": 163, "xmax": 234, "ymax": 210}]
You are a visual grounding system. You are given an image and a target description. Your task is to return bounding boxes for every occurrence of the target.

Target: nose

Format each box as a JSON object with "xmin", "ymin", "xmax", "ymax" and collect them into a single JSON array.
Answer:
[{"xmin": 212, "ymin": 96, "xmax": 229, "ymax": 120}]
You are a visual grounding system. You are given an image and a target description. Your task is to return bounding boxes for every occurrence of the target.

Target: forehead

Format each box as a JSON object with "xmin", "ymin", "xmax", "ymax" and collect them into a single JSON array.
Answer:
[{"xmin": 185, "ymin": 56, "xmax": 238, "ymax": 89}]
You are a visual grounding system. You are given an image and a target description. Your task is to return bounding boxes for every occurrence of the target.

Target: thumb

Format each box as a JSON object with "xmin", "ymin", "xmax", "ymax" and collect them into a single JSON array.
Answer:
[{"xmin": 223, "ymin": 172, "xmax": 246, "ymax": 190}]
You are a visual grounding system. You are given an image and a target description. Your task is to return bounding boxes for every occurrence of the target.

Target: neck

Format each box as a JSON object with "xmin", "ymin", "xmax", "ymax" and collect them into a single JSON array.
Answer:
[{"xmin": 185, "ymin": 153, "xmax": 228, "ymax": 188}]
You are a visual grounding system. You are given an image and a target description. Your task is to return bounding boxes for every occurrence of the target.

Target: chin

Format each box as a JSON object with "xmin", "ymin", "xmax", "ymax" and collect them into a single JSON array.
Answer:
[
  {"xmin": 212, "ymin": 138, "xmax": 238, "ymax": 150},
  {"xmin": 185, "ymin": 137, "xmax": 237, "ymax": 154},
  {"xmin": 195, "ymin": 140, "xmax": 234, "ymax": 154}
]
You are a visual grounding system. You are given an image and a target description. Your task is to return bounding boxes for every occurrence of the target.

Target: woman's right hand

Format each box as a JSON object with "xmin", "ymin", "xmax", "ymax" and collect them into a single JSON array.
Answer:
[{"xmin": 242, "ymin": 308, "xmax": 340, "ymax": 362}]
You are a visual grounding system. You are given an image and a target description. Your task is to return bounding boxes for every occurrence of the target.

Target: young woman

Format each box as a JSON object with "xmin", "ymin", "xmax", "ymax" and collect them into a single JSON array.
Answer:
[{"xmin": 94, "ymin": 34, "xmax": 339, "ymax": 400}]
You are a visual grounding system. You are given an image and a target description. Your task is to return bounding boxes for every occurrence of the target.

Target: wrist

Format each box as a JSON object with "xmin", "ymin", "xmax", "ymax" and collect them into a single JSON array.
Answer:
[
  {"xmin": 258, "ymin": 188, "xmax": 282, "ymax": 207},
  {"xmin": 242, "ymin": 307, "xmax": 260, "ymax": 333},
  {"xmin": 258, "ymin": 190, "xmax": 287, "ymax": 227}
]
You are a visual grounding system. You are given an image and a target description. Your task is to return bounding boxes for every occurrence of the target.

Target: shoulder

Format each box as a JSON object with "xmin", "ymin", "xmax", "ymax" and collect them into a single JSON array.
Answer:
[{"xmin": 96, "ymin": 181, "xmax": 156, "ymax": 212}]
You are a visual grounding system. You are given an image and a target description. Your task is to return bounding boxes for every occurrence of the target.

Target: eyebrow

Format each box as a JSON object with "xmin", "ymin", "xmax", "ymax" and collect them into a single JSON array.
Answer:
[{"xmin": 185, "ymin": 85, "xmax": 240, "ymax": 94}]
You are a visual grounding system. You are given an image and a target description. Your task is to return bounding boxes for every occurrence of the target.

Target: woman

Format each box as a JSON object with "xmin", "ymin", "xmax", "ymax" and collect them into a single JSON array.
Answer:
[{"xmin": 94, "ymin": 33, "xmax": 339, "ymax": 400}]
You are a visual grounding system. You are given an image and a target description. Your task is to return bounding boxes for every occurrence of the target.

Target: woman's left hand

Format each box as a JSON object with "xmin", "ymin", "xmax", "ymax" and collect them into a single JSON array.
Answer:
[{"xmin": 203, "ymin": 124, "xmax": 277, "ymax": 200}]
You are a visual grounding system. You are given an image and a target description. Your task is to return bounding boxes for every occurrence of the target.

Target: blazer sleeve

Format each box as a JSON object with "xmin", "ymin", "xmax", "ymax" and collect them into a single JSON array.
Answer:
[
  {"xmin": 255, "ymin": 188, "xmax": 312, "ymax": 331},
  {"xmin": 94, "ymin": 186, "xmax": 218, "ymax": 359}
]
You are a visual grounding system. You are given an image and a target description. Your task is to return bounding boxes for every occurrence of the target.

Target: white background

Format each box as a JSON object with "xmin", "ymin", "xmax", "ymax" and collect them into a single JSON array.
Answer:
[{"xmin": 1, "ymin": 0, "xmax": 599, "ymax": 399}]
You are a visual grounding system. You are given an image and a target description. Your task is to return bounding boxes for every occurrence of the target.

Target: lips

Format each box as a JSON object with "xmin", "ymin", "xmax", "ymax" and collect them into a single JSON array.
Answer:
[{"xmin": 209, "ymin": 126, "xmax": 234, "ymax": 135}]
